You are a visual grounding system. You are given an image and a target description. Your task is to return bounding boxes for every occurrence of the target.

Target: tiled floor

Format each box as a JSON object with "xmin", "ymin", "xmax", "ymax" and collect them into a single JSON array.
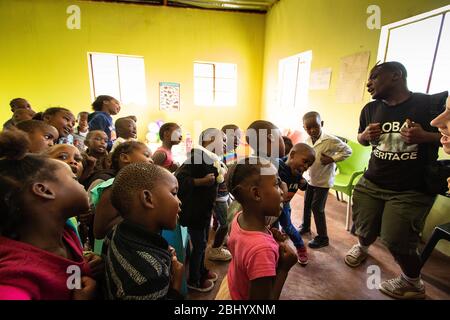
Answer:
[{"xmin": 188, "ymin": 191, "xmax": 450, "ymax": 300}]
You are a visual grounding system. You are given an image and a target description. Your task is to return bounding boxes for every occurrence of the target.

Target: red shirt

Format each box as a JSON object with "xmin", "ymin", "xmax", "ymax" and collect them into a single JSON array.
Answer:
[
  {"xmin": 227, "ymin": 212, "xmax": 279, "ymax": 300},
  {"xmin": 156, "ymin": 147, "xmax": 174, "ymax": 169},
  {"xmin": 0, "ymin": 227, "xmax": 91, "ymax": 300}
]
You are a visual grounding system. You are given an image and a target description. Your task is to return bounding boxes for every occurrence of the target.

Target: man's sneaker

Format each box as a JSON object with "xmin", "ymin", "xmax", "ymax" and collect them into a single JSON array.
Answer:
[
  {"xmin": 207, "ymin": 246, "xmax": 232, "ymax": 262},
  {"xmin": 308, "ymin": 236, "xmax": 329, "ymax": 249},
  {"xmin": 297, "ymin": 246, "xmax": 309, "ymax": 265},
  {"xmin": 187, "ymin": 279, "xmax": 215, "ymax": 293},
  {"xmin": 379, "ymin": 275, "xmax": 426, "ymax": 300},
  {"xmin": 298, "ymin": 226, "xmax": 310, "ymax": 235},
  {"xmin": 344, "ymin": 244, "xmax": 368, "ymax": 267},
  {"xmin": 203, "ymin": 270, "xmax": 218, "ymax": 283}
]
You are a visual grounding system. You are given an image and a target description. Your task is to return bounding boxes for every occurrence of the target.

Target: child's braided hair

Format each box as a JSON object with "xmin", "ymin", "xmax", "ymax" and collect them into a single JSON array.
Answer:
[{"xmin": 0, "ymin": 129, "xmax": 58, "ymax": 239}]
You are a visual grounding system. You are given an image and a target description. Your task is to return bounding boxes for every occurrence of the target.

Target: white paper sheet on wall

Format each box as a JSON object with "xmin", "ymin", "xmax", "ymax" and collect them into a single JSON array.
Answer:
[
  {"xmin": 335, "ymin": 51, "xmax": 371, "ymax": 103},
  {"xmin": 309, "ymin": 68, "xmax": 332, "ymax": 90}
]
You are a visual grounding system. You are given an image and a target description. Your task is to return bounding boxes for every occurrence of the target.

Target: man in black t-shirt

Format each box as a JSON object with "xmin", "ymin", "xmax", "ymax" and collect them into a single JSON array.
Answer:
[{"xmin": 344, "ymin": 62, "xmax": 446, "ymax": 300}]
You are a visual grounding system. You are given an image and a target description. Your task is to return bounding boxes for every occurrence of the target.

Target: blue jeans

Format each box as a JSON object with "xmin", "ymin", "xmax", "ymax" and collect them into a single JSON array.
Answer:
[
  {"xmin": 278, "ymin": 203, "xmax": 305, "ymax": 248},
  {"xmin": 187, "ymin": 226, "xmax": 209, "ymax": 285}
]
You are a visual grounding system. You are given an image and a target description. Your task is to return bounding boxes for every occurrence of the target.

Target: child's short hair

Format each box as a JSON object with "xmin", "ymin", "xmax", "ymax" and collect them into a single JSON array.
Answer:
[
  {"xmin": 302, "ymin": 111, "xmax": 321, "ymax": 122},
  {"xmin": 110, "ymin": 163, "xmax": 168, "ymax": 216},
  {"xmin": 9, "ymin": 98, "xmax": 28, "ymax": 109},
  {"xmin": 222, "ymin": 124, "xmax": 239, "ymax": 132},
  {"xmin": 92, "ymin": 95, "xmax": 115, "ymax": 111},
  {"xmin": 158, "ymin": 122, "xmax": 179, "ymax": 141},
  {"xmin": 115, "ymin": 117, "xmax": 135, "ymax": 137},
  {"xmin": 42, "ymin": 107, "xmax": 72, "ymax": 118},
  {"xmin": 15, "ymin": 120, "xmax": 54, "ymax": 134},
  {"xmin": 246, "ymin": 120, "xmax": 280, "ymax": 156},
  {"xmin": 77, "ymin": 111, "xmax": 89, "ymax": 120},
  {"xmin": 86, "ymin": 130, "xmax": 106, "ymax": 141},
  {"xmin": 226, "ymin": 156, "xmax": 271, "ymax": 203},
  {"xmin": 199, "ymin": 128, "xmax": 221, "ymax": 145},
  {"xmin": 289, "ymin": 143, "xmax": 315, "ymax": 157},
  {"xmin": 282, "ymin": 136, "xmax": 293, "ymax": 153},
  {"xmin": 110, "ymin": 140, "xmax": 148, "ymax": 171},
  {"xmin": 0, "ymin": 129, "xmax": 59, "ymax": 238}
]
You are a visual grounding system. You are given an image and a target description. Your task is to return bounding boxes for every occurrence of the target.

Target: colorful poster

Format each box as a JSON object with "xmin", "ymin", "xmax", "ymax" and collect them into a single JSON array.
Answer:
[{"xmin": 159, "ymin": 82, "xmax": 180, "ymax": 111}]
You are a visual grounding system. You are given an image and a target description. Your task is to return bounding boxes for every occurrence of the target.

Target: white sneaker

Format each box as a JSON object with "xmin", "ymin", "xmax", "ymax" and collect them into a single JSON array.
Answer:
[
  {"xmin": 344, "ymin": 244, "xmax": 368, "ymax": 267},
  {"xmin": 207, "ymin": 246, "xmax": 232, "ymax": 261},
  {"xmin": 379, "ymin": 275, "xmax": 425, "ymax": 300}
]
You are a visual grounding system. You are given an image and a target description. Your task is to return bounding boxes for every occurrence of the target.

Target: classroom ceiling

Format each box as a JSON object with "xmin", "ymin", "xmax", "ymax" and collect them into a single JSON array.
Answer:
[{"xmin": 90, "ymin": 0, "xmax": 279, "ymax": 13}]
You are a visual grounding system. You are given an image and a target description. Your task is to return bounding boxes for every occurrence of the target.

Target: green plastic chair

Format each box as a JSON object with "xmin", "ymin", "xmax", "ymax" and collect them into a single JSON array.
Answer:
[{"xmin": 331, "ymin": 140, "xmax": 372, "ymax": 231}]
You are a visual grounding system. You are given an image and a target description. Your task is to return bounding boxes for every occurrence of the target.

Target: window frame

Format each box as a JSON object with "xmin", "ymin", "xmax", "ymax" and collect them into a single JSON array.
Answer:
[
  {"xmin": 376, "ymin": 5, "xmax": 449, "ymax": 94},
  {"xmin": 87, "ymin": 52, "xmax": 147, "ymax": 104},
  {"xmin": 193, "ymin": 61, "xmax": 237, "ymax": 107}
]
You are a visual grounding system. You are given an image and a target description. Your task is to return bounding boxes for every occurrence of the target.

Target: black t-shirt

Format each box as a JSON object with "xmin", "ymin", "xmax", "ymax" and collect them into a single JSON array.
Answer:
[
  {"xmin": 278, "ymin": 157, "xmax": 307, "ymax": 198},
  {"xmin": 359, "ymin": 92, "xmax": 444, "ymax": 191}
]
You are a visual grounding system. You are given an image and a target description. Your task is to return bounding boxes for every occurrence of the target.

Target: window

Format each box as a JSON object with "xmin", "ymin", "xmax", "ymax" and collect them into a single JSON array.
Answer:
[
  {"xmin": 194, "ymin": 62, "xmax": 237, "ymax": 106},
  {"xmin": 89, "ymin": 53, "xmax": 147, "ymax": 105},
  {"xmin": 377, "ymin": 6, "xmax": 450, "ymax": 94},
  {"xmin": 276, "ymin": 50, "xmax": 312, "ymax": 129}
]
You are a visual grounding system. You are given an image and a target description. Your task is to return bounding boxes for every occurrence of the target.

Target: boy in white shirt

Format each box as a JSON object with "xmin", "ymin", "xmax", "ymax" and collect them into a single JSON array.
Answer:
[{"xmin": 300, "ymin": 111, "xmax": 352, "ymax": 248}]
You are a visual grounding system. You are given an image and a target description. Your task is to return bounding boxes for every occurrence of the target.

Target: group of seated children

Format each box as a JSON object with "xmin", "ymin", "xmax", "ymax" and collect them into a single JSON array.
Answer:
[{"xmin": 0, "ymin": 95, "xmax": 352, "ymax": 300}]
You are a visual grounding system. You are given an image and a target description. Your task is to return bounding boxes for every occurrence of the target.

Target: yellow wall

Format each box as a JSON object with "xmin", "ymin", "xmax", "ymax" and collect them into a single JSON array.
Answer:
[
  {"xmin": 0, "ymin": 0, "xmax": 265, "ymax": 141},
  {"xmin": 262, "ymin": 0, "xmax": 449, "ymax": 141}
]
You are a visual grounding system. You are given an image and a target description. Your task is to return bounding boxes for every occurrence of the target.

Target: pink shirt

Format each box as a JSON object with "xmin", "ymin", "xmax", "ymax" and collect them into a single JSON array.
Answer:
[
  {"xmin": 155, "ymin": 147, "xmax": 174, "ymax": 169},
  {"xmin": 0, "ymin": 227, "xmax": 91, "ymax": 300},
  {"xmin": 227, "ymin": 212, "xmax": 279, "ymax": 300}
]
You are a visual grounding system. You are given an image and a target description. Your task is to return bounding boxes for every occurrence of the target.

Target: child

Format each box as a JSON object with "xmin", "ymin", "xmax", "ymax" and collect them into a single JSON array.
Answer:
[
  {"xmin": 222, "ymin": 124, "xmax": 242, "ymax": 165},
  {"xmin": 300, "ymin": 111, "xmax": 352, "ymax": 248},
  {"xmin": 278, "ymin": 143, "xmax": 316, "ymax": 265},
  {"xmin": 224, "ymin": 157, "xmax": 297, "ymax": 300},
  {"xmin": 12, "ymin": 108, "xmax": 36, "ymax": 126},
  {"xmin": 175, "ymin": 128, "xmax": 227, "ymax": 292},
  {"xmin": 73, "ymin": 112, "xmax": 89, "ymax": 152},
  {"xmin": 40, "ymin": 107, "xmax": 76, "ymax": 145},
  {"xmin": 85, "ymin": 130, "xmax": 109, "ymax": 173},
  {"xmin": 0, "ymin": 130, "xmax": 101, "ymax": 300},
  {"xmin": 206, "ymin": 131, "xmax": 232, "ymax": 262},
  {"xmin": 45, "ymin": 144, "xmax": 84, "ymax": 179},
  {"xmin": 246, "ymin": 120, "xmax": 286, "ymax": 162},
  {"xmin": 91, "ymin": 141, "xmax": 154, "ymax": 240},
  {"xmin": 88, "ymin": 95, "xmax": 121, "ymax": 151},
  {"xmin": 238, "ymin": 120, "xmax": 286, "ymax": 227},
  {"xmin": 3, "ymin": 98, "xmax": 33, "ymax": 129},
  {"xmin": 282, "ymin": 136, "xmax": 293, "ymax": 157},
  {"xmin": 44, "ymin": 144, "xmax": 86, "ymax": 246},
  {"xmin": 153, "ymin": 122, "xmax": 182, "ymax": 172},
  {"xmin": 104, "ymin": 163, "xmax": 184, "ymax": 300},
  {"xmin": 15, "ymin": 120, "xmax": 59, "ymax": 153},
  {"xmin": 110, "ymin": 116, "xmax": 137, "ymax": 152}
]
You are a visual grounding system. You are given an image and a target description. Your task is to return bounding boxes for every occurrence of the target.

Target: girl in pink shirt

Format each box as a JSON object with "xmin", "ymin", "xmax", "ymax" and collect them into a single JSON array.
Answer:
[
  {"xmin": 0, "ymin": 130, "xmax": 101, "ymax": 300},
  {"xmin": 224, "ymin": 157, "xmax": 297, "ymax": 300},
  {"xmin": 153, "ymin": 122, "xmax": 182, "ymax": 172}
]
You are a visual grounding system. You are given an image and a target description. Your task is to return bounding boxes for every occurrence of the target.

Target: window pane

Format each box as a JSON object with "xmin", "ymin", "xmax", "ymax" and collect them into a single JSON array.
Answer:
[
  {"xmin": 429, "ymin": 15, "xmax": 450, "ymax": 94},
  {"xmin": 194, "ymin": 90, "xmax": 213, "ymax": 106},
  {"xmin": 386, "ymin": 15, "xmax": 443, "ymax": 93},
  {"xmin": 118, "ymin": 56, "xmax": 147, "ymax": 106},
  {"xmin": 194, "ymin": 63, "xmax": 214, "ymax": 77},
  {"xmin": 194, "ymin": 77, "xmax": 214, "ymax": 92},
  {"xmin": 90, "ymin": 54, "xmax": 120, "ymax": 99},
  {"xmin": 279, "ymin": 56, "xmax": 299, "ymax": 109},
  {"xmin": 216, "ymin": 78, "xmax": 236, "ymax": 92},
  {"xmin": 215, "ymin": 63, "xmax": 236, "ymax": 79},
  {"xmin": 215, "ymin": 91, "xmax": 236, "ymax": 106}
]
